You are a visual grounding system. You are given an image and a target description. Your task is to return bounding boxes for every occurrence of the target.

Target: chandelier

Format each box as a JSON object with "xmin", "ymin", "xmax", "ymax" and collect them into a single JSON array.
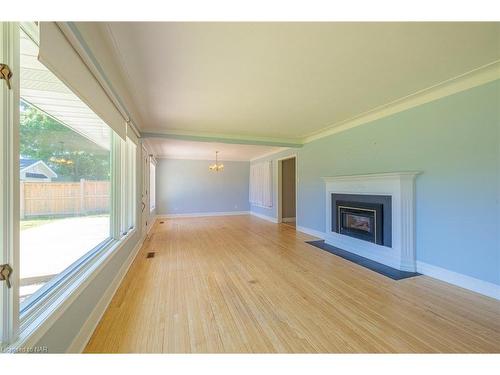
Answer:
[
  {"xmin": 209, "ymin": 151, "xmax": 224, "ymax": 172},
  {"xmin": 49, "ymin": 141, "xmax": 74, "ymax": 165}
]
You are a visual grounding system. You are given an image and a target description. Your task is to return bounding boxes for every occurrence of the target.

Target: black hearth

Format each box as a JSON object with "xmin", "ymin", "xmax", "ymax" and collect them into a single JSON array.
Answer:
[{"xmin": 332, "ymin": 194, "xmax": 392, "ymax": 247}]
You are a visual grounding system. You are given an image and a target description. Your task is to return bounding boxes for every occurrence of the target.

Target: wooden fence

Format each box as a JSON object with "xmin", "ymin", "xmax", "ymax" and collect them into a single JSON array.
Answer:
[{"xmin": 20, "ymin": 179, "xmax": 110, "ymax": 219}]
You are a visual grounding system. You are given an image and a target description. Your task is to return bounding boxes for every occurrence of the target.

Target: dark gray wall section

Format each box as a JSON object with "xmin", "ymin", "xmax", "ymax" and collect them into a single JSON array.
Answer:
[{"xmin": 282, "ymin": 158, "xmax": 296, "ymax": 218}]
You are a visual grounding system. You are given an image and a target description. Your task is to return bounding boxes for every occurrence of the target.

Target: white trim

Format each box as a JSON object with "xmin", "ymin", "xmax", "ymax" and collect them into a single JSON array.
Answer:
[
  {"xmin": 294, "ymin": 225, "xmax": 500, "ymax": 301},
  {"xmin": 324, "ymin": 172, "xmax": 420, "ymax": 272},
  {"xmin": 249, "ymin": 148, "xmax": 291, "ymax": 162},
  {"xmin": 322, "ymin": 172, "xmax": 422, "ymax": 182},
  {"xmin": 57, "ymin": 22, "xmax": 140, "ymax": 131},
  {"xmin": 0, "ymin": 21, "xmax": 20, "ymax": 345},
  {"xmin": 66, "ymin": 234, "xmax": 144, "ymax": 353},
  {"xmin": 143, "ymin": 62, "xmax": 498, "ymax": 146},
  {"xmin": 141, "ymin": 128, "xmax": 302, "ymax": 148},
  {"xmin": 5, "ymin": 230, "xmax": 139, "ymax": 353},
  {"xmin": 282, "ymin": 217, "xmax": 296, "ymax": 223},
  {"xmin": 250, "ymin": 211, "xmax": 278, "ymax": 223},
  {"xmin": 417, "ymin": 261, "xmax": 500, "ymax": 301},
  {"xmin": 296, "ymin": 225, "xmax": 325, "ymax": 240},
  {"xmin": 304, "ymin": 60, "xmax": 500, "ymax": 143},
  {"xmin": 156, "ymin": 155, "xmax": 260, "ymax": 162},
  {"xmin": 159, "ymin": 211, "xmax": 250, "ymax": 219}
]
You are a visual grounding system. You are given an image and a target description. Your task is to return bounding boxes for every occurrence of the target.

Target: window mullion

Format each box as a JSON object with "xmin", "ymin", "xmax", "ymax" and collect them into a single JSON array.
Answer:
[{"xmin": 111, "ymin": 133, "xmax": 122, "ymax": 240}]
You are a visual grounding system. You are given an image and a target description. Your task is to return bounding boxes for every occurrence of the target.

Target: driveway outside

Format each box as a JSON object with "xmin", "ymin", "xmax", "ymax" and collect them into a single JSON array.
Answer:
[{"xmin": 20, "ymin": 215, "xmax": 110, "ymax": 302}]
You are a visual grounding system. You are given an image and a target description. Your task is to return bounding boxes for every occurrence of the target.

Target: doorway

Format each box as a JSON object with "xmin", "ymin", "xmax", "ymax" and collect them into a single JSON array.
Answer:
[{"xmin": 278, "ymin": 156, "xmax": 297, "ymax": 227}]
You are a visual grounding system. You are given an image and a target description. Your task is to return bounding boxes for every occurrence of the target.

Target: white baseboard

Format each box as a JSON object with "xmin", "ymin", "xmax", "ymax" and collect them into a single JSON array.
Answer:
[
  {"xmin": 158, "ymin": 211, "xmax": 250, "ymax": 219},
  {"xmin": 66, "ymin": 236, "xmax": 145, "ymax": 353},
  {"xmin": 295, "ymin": 226, "xmax": 499, "ymax": 300},
  {"xmin": 282, "ymin": 217, "xmax": 296, "ymax": 223},
  {"xmin": 65, "ymin": 222, "xmax": 499, "ymax": 353},
  {"xmin": 296, "ymin": 225, "xmax": 325, "ymax": 239},
  {"xmin": 250, "ymin": 211, "xmax": 279, "ymax": 223},
  {"xmin": 417, "ymin": 261, "xmax": 500, "ymax": 300}
]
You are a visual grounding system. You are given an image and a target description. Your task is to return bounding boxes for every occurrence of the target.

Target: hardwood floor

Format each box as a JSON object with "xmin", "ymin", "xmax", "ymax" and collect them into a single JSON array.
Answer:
[{"xmin": 85, "ymin": 215, "xmax": 500, "ymax": 353}]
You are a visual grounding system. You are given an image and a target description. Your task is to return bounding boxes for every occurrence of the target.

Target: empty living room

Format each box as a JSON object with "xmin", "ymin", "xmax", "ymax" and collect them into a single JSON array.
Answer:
[{"xmin": 1, "ymin": 0, "xmax": 500, "ymax": 372}]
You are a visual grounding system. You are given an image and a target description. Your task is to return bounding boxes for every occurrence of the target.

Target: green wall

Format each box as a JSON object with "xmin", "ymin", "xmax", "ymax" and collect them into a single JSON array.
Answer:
[{"xmin": 253, "ymin": 80, "xmax": 500, "ymax": 285}]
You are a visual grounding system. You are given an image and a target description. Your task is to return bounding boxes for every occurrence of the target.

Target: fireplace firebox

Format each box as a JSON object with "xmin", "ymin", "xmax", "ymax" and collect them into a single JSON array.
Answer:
[
  {"xmin": 336, "ymin": 202, "xmax": 383, "ymax": 244},
  {"xmin": 332, "ymin": 194, "xmax": 392, "ymax": 247}
]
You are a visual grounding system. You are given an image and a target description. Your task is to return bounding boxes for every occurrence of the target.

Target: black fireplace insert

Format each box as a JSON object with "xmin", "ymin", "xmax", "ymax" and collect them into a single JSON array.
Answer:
[{"xmin": 332, "ymin": 194, "xmax": 392, "ymax": 247}]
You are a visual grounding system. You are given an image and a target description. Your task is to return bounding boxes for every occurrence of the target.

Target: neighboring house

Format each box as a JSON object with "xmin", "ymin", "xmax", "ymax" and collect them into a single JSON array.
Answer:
[{"xmin": 20, "ymin": 158, "xmax": 58, "ymax": 182}]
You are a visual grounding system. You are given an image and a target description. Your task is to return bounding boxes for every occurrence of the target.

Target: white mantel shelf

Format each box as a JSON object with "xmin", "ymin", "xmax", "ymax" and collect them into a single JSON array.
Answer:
[
  {"xmin": 322, "ymin": 172, "xmax": 421, "ymax": 183},
  {"xmin": 323, "ymin": 171, "xmax": 421, "ymax": 272}
]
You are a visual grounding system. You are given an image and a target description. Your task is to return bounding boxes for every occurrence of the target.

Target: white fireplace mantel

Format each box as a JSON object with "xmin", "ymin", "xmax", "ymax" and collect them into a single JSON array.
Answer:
[{"xmin": 322, "ymin": 172, "xmax": 420, "ymax": 272}]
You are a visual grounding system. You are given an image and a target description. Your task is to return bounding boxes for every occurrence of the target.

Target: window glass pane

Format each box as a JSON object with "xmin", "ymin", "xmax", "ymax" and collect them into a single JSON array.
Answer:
[
  {"xmin": 120, "ymin": 138, "xmax": 127, "ymax": 236},
  {"xmin": 128, "ymin": 140, "xmax": 137, "ymax": 229},
  {"xmin": 19, "ymin": 28, "xmax": 112, "ymax": 306},
  {"xmin": 149, "ymin": 161, "xmax": 155, "ymax": 211}
]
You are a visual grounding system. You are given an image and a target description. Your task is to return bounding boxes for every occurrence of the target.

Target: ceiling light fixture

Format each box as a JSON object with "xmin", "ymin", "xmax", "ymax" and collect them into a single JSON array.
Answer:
[{"xmin": 209, "ymin": 151, "xmax": 224, "ymax": 172}]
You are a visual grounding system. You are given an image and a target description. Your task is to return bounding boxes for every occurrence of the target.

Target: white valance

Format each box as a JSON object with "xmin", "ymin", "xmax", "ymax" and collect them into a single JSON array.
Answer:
[{"xmin": 38, "ymin": 22, "xmax": 127, "ymax": 140}]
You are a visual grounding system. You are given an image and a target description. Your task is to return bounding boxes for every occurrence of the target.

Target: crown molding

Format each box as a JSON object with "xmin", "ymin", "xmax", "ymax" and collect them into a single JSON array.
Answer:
[
  {"xmin": 155, "ymin": 155, "xmax": 251, "ymax": 162},
  {"xmin": 141, "ymin": 129, "xmax": 303, "ymax": 148},
  {"xmin": 142, "ymin": 61, "xmax": 499, "ymax": 147},
  {"xmin": 58, "ymin": 22, "xmax": 143, "ymax": 135},
  {"xmin": 302, "ymin": 60, "xmax": 500, "ymax": 143},
  {"xmin": 249, "ymin": 147, "xmax": 294, "ymax": 162}
]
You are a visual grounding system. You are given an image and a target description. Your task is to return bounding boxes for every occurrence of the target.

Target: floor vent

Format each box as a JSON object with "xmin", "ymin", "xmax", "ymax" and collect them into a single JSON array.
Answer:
[
  {"xmin": 146, "ymin": 252, "xmax": 156, "ymax": 258},
  {"xmin": 160, "ymin": 221, "xmax": 165, "ymax": 224}
]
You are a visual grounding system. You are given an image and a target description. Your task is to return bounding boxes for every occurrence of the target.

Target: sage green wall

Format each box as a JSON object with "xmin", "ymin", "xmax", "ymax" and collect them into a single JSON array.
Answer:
[{"xmin": 252, "ymin": 80, "xmax": 500, "ymax": 285}]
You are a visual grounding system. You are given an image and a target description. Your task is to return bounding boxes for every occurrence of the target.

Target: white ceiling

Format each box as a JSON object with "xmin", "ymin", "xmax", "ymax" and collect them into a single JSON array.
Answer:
[
  {"xmin": 104, "ymin": 22, "xmax": 500, "ymax": 142},
  {"xmin": 143, "ymin": 138, "xmax": 285, "ymax": 161}
]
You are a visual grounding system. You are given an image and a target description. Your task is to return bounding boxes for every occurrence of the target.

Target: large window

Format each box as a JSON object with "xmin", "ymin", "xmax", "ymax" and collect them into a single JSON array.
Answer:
[
  {"xmin": 19, "ymin": 28, "xmax": 113, "ymax": 305},
  {"xmin": 1, "ymin": 22, "xmax": 139, "ymax": 348},
  {"xmin": 19, "ymin": 102, "xmax": 111, "ymax": 303}
]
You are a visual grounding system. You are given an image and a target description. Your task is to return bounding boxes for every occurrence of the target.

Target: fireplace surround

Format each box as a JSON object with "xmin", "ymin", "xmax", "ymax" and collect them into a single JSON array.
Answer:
[{"xmin": 323, "ymin": 172, "xmax": 420, "ymax": 272}]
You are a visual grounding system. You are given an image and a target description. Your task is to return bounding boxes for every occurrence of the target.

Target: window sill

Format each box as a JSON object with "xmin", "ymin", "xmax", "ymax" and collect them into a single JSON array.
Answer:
[{"xmin": 5, "ymin": 228, "xmax": 139, "ymax": 353}]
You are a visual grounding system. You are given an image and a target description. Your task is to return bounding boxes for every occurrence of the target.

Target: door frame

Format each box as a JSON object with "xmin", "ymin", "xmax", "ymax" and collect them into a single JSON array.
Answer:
[
  {"xmin": 276, "ymin": 154, "xmax": 298, "ymax": 225},
  {"xmin": 141, "ymin": 145, "xmax": 149, "ymax": 237},
  {"xmin": 0, "ymin": 21, "xmax": 20, "ymax": 345}
]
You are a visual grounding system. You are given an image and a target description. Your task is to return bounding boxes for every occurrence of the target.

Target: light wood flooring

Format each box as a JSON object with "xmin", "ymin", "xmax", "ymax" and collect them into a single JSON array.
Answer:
[{"xmin": 85, "ymin": 215, "xmax": 500, "ymax": 353}]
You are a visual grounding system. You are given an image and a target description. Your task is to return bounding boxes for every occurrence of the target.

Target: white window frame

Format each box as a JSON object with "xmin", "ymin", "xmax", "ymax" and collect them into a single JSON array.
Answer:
[
  {"xmin": 120, "ymin": 137, "xmax": 137, "ymax": 236},
  {"xmin": 120, "ymin": 137, "xmax": 128, "ymax": 236},
  {"xmin": 127, "ymin": 139, "xmax": 137, "ymax": 231},
  {"xmin": 1, "ymin": 21, "xmax": 20, "ymax": 347},
  {"xmin": 149, "ymin": 157, "xmax": 156, "ymax": 212},
  {"xmin": 1, "ymin": 22, "xmax": 140, "ymax": 351}
]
